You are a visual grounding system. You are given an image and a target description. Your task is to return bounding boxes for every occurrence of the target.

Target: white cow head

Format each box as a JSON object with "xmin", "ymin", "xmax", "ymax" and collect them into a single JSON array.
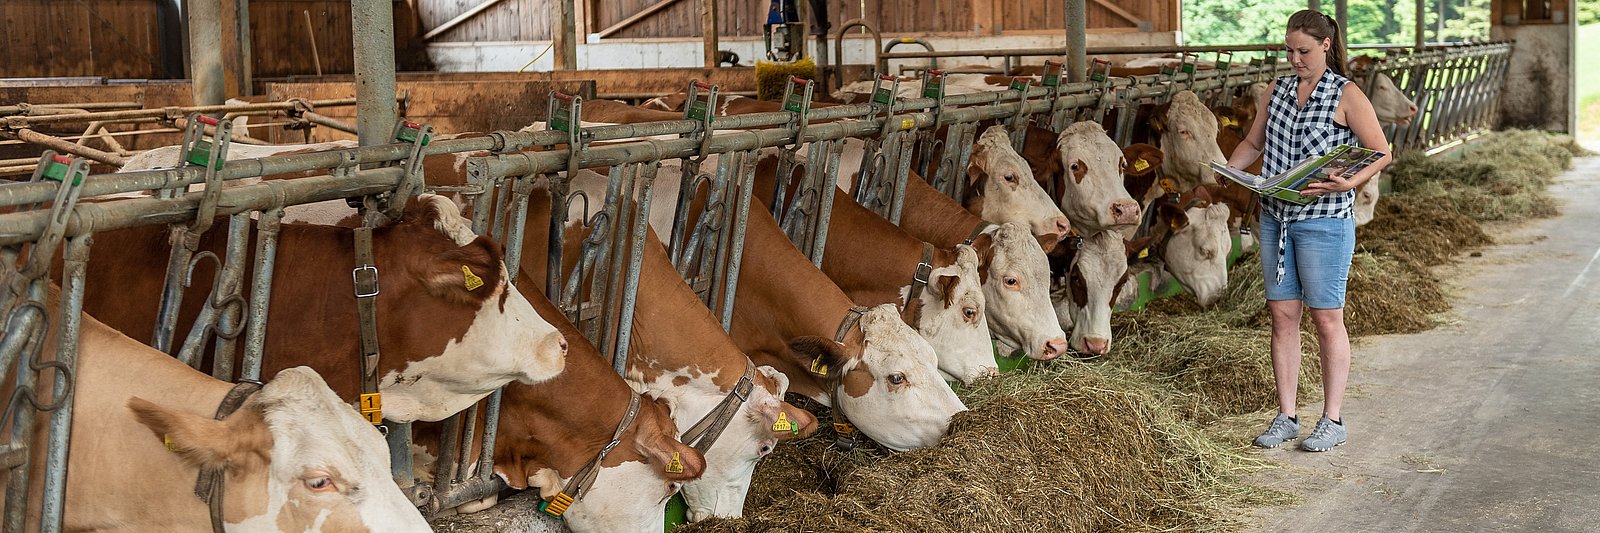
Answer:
[
  {"xmin": 1046, "ymin": 122, "xmax": 1143, "ymax": 233},
  {"xmin": 130, "ymin": 367, "xmax": 429, "ymax": 531},
  {"xmin": 1058, "ymin": 231, "xmax": 1132, "ymax": 355},
  {"xmin": 1354, "ymin": 172, "xmax": 1382, "ymax": 226},
  {"xmin": 1151, "ymin": 90, "xmax": 1228, "ymax": 191},
  {"xmin": 789, "ymin": 304, "xmax": 966, "ymax": 451},
  {"xmin": 1157, "ymin": 198, "xmax": 1232, "ymax": 308},
  {"xmin": 376, "ymin": 195, "xmax": 569, "ymax": 422},
  {"xmin": 1350, "ymin": 57, "xmax": 1419, "ymax": 126},
  {"xmin": 974, "ymin": 223, "xmax": 1068, "ymax": 361},
  {"xmin": 910, "ymin": 245, "xmax": 1000, "ymax": 385},
  {"xmin": 966, "ymin": 126, "xmax": 1072, "ymax": 238}
]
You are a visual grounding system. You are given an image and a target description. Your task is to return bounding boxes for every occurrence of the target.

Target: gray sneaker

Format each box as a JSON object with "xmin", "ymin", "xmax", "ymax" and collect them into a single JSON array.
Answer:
[
  {"xmin": 1299, "ymin": 417, "xmax": 1347, "ymax": 452},
  {"xmin": 1253, "ymin": 413, "xmax": 1300, "ymax": 448}
]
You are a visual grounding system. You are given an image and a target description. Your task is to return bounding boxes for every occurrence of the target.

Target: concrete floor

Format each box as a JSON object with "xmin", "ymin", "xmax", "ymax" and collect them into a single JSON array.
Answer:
[{"xmin": 1254, "ymin": 155, "xmax": 1600, "ymax": 532}]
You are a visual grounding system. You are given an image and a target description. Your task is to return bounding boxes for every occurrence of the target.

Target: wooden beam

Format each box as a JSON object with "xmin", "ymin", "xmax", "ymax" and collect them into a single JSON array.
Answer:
[
  {"xmin": 1089, "ymin": 0, "xmax": 1145, "ymax": 26},
  {"xmin": 702, "ymin": 0, "xmax": 717, "ymax": 68},
  {"xmin": 422, "ymin": 0, "xmax": 506, "ymax": 41},
  {"xmin": 972, "ymin": 0, "xmax": 996, "ymax": 36},
  {"xmin": 555, "ymin": 0, "xmax": 577, "ymax": 69},
  {"xmin": 596, "ymin": 0, "xmax": 685, "ymax": 39}
]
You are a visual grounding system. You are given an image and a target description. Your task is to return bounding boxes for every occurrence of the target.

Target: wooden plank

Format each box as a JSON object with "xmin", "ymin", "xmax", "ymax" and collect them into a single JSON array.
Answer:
[
  {"xmin": 702, "ymin": 0, "xmax": 718, "ymax": 68},
  {"xmin": 597, "ymin": 0, "xmax": 684, "ymax": 38},
  {"xmin": 423, "ymin": 0, "xmax": 506, "ymax": 41},
  {"xmin": 1089, "ymin": 0, "xmax": 1142, "ymax": 26},
  {"xmin": 262, "ymin": 80, "xmax": 595, "ymax": 142}
]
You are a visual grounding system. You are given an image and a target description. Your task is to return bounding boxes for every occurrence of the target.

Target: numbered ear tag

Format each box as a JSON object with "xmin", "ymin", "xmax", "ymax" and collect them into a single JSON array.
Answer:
[
  {"xmin": 1133, "ymin": 158, "xmax": 1150, "ymax": 172},
  {"xmin": 809, "ymin": 357, "xmax": 828, "ymax": 376},
  {"xmin": 832, "ymin": 422, "xmax": 856, "ymax": 434},
  {"xmin": 462, "ymin": 265, "xmax": 485, "ymax": 291},
  {"xmin": 665, "ymin": 451, "xmax": 685, "ymax": 474},
  {"xmin": 359, "ymin": 393, "xmax": 383, "ymax": 425},
  {"xmin": 1138, "ymin": 248, "xmax": 1150, "ymax": 259},
  {"xmin": 163, "ymin": 434, "xmax": 179, "ymax": 452},
  {"xmin": 772, "ymin": 411, "xmax": 795, "ymax": 433},
  {"xmin": 1160, "ymin": 178, "xmax": 1176, "ymax": 193},
  {"xmin": 539, "ymin": 492, "xmax": 575, "ymax": 518}
]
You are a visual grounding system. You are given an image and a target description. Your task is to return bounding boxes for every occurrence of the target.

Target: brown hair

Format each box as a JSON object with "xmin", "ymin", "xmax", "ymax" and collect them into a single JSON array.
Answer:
[{"xmin": 1287, "ymin": 9, "xmax": 1347, "ymax": 77}]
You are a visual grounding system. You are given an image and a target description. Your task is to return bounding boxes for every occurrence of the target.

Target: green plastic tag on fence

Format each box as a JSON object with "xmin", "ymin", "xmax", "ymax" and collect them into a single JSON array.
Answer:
[
  {"xmin": 687, "ymin": 100, "xmax": 712, "ymax": 124},
  {"xmin": 872, "ymin": 86, "xmax": 893, "ymax": 105},
  {"xmin": 42, "ymin": 161, "xmax": 69, "ymax": 183},
  {"xmin": 187, "ymin": 140, "xmax": 220, "ymax": 169},
  {"xmin": 1010, "ymin": 78, "xmax": 1029, "ymax": 92},
  {"xmin": 783, "ymin": 90, "xmax": 805, "ymax": 113},
  {"xmin": 550, "ymin": 108, "xmax": 572, "ymax": 133}
]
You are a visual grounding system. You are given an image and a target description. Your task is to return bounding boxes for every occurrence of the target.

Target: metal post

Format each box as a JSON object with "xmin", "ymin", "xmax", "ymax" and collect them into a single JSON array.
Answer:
[
  {"xmin": 1335, "ymin": 0, "xmax": 1348, "ymax": 51},
  {"xmin": 38, "ymin": 235, "xmax": 91, "ymax": 533},
  {"xmin": 188, "ymin": 0, "xmax": 226, "ymax": 106},
  {"xmin": 1309, "ymin": 0, "xmax": 1321, "ymax": 10},
  {"xmin": 1415, "ymin": 0, "xmax": 1426, "ymax": 49},
  {"xmin": 1065, "ymin": 0, "xmax": 1087, "ymax": 83},
  {"xmin": 353, "ymin": 0, "xmax": 399, "ymax": 146}
]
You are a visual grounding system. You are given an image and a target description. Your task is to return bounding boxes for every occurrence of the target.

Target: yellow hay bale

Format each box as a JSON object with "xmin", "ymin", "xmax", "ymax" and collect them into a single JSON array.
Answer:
[{"xmin": 755, "ymin": 58, "xmax": 817, "ymax": 101}]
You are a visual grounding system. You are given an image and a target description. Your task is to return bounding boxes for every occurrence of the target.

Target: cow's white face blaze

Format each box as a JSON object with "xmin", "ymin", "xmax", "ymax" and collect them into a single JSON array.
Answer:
[
  {"xmin": 1368, "ymin": 73, "xmax": 1418, "ymax": 125},
  {"xmin": 377, "ymin": 196, "xmax": 568, "ymax": 423},
  {"xmin": 155, "ymin": 367, "xmax": 430, "ymax": 532},
  {"xmin": 968, "ymin": 127, "xmax": 1070, "ymax": 238},
  {"xmin": 1157, "ymin": 91, "xmax": 1228, "ymax": 191},
  {"xmin": 979, "ymin": 224, "xmax": 1068, "ymax": 361},
  {"xmin": 1054, "ymin": 122, "xmax": 1142, "ymax": 233},
  {"xmin": 906, "ymin": 245, "xmax": 997, "ymax": 385},
  {"xmin": 634, "ymin": 366, "xmax": 792, "ymax": 521},
  {"xmin": 836, "ymin": 305, "xmax": 966, "ymax": 452},
  {"xmin": 1063, "ymin": 231, "xmax": 1129, "ymax": 355},
  {"xmin": 529, "ymin": 462, "xmax": 680, "ymax": 533},
  {"xmin": 1354, "ymin": 173, "xmax": 1382, "ymax": 226},
  {"xmin": 1164, "ymin": 204, "xmax": 1232, "ymax": 307}
]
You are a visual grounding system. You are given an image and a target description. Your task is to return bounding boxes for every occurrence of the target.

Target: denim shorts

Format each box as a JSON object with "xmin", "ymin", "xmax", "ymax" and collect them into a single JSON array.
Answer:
[{"xmin": 1257, "ymin": 214, "xmax": 1355, "ymax": 309}]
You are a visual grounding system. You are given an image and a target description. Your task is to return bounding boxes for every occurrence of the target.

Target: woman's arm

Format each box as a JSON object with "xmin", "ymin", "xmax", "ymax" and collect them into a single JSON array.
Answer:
[
  {"xmin": 1224, "ymin": 83, "xmax": 1271, "ymax": 174},
  {"xmin": 1303, "ymin": 83, "xmax": 1393, "ymax": 196}
]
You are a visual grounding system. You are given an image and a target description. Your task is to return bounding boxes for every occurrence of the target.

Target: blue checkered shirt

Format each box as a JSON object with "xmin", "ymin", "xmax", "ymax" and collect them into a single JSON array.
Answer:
[{"xmin": 1260, "ymin": 68, "xmax": 1359, "ymax": 283}]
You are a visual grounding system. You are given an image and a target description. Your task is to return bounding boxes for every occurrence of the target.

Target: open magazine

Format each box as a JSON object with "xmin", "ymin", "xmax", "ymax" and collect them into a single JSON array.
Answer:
[{"xmin": 1207, "ymin": 144, "xmax": 1386, "ymax": 205}]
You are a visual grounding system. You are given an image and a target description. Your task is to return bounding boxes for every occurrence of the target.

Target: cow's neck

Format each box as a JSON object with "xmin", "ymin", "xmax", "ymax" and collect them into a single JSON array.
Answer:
[
  {"xmin": 629, "ymin": 237, "xmax": 764, "ymax": 396},
  {"xmin": 901, "ymin": 174, "xmax": 986, "ymax": 247},
  {"xmin": 820, "ymin": 191, "xmax": 957, "ymax": 309}
]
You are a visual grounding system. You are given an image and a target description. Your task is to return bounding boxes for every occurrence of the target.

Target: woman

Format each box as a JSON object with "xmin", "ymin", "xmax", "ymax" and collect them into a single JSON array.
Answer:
[{"xmin": 1225, "ymin": 10, "xmax": 1392, "ymax": 452}]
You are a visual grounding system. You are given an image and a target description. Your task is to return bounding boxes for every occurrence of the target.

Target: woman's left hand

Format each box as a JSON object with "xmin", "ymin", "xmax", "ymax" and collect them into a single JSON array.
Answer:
[{"xmin": 1301, "ymin": 169, "xmax": 1356, "ymax": 196}]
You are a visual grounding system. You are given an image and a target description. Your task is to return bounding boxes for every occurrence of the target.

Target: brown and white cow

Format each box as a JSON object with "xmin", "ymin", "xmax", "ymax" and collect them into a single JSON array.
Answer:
[
  {"xmin": 70, "ymin": 195, "xmax": 569, "ymax": 423},
  {"xmin": 1142, "ymin": 187, "xmax": 1233, "ymax": 307},
  {"xmin": 1148, "ymin": 90, "xmax": 1228, "ymax": 193},
  {"xmin": 1055, "ymin": 230, "xmax": 1139, "ymax": 355},
  {"xmin": 1026, "ymin": 122, "xmax": 1143, "ymax": 234},
  {"xmin": 734, "ymin": 196, "xmax": 965, "ymax": 452},
  {"xmin": 1349, "ymin": 56, "xmax": 1420, "ymax": 126},
  {"xmin": 8, "ymin": 287, "xmax": 427, "ymax": 531},
  {"xmin": 963, "ymin": 126, "xmax": 1073, "ymax": 238},
  {"xmin": 517, "ymin": 186, "xmax": 818, "ymax": 521},
  {"xmin": 894, "ymin": 173, "xmax": 1070, "ymax": 362}
]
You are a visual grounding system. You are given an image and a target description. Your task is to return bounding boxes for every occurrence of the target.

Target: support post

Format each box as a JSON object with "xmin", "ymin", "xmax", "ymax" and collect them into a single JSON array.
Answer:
[
  {"xmin": 555, "ymin": 0, "xmax": 578, "ymax": 70},
  {"xmin": 187, "ymin": 0, "xmax": 226, "ymax": 106},
  {"xmin": 1065, "ymin": 0, "xmax": 1087, "ymax": 83},
  {"xmin": 702, "ymin": 0, "xmax": 718, "ymax": 68},
  {"xmin": 222, "ymin": 0, "xmax": 252, "ymax": 96},
  {"xmin": 353, "ymin": 0, "xmax": 399, "ymax": 147},
  {"xmin": 1309, "ymin": 0, "xmax": 1321, "ymax": 10},
  {"xmin": 1335, "ymin": 0, "xmax": 1348, "ymax": 51},
  {"xmin": 1416, "ymin": 0, "xmax": 1426, "ymax": 48}
]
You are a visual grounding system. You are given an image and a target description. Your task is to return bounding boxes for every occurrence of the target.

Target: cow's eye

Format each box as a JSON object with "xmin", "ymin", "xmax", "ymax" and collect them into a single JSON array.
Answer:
[
  {"xmin": 1003, "ymin": 174, "xmax": 1018, "ymax": 184},
  {"xmin": 305, "ymin": 476, "xmax": 337, "ymax": 493},
  {"xmin": 1070, "ymin": 162, "xmax": 1081, "ymax": 171},
  {"xmin": 1004, "ymin": 276, "xmax": 1020, "ymax": 288},
  {"xmin": 887, "ymin": 373, "xmax": 907, "ymax": 385},
  {"xmin": 962, "ymin": 307, "xmax": 979, "ymax": 321}
]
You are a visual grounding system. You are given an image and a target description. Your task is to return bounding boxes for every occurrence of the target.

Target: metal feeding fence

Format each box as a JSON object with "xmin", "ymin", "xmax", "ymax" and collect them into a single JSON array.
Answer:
[{"xmin": 0, "ymin": 41, "xmax": 1508, "ymax": 531}]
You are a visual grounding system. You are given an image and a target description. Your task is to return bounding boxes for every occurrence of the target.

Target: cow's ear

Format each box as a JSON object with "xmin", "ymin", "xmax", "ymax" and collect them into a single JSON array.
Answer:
[
  {"xmin": 1035, "ymin": 232, "xmax": 1064, "ymax": 252},
  {"xmin": 1158, "ymin": 198, "xmax": 1192, "ymax": 230},
  {"xmin": 775, "ymin": 402, "xmax": 820, "ymax": 440},
  {"xmin": 929, "ymin": 271, "xmax": 962, "ymax": 307},
  {"xmin": 420, "ymin": 236, "xmax": 506, "ymax": 305},
  {"xmin": 785, "ymin": 335, "xmax": 849, "ymax": 381},
  {"xmin": 1124, "ymin": 236, "xmax": 1156, "ymax": 260},
  {"xmin": 631, "ymin": 399, "xmax": 706, "ymax": 481},
  {"xmin": 1122, "ymin": 144, "xmax": 1163, "ymax": 178},
  {"xmin": 966, "ymin": 142, "xmax": 991, "ymax": 190},
  {"xmin": 130, "ymin": 397, "xmax": 272, "ymax": 473}
]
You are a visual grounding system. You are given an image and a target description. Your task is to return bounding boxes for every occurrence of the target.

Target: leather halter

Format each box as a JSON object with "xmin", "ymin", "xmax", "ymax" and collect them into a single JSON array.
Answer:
[
  {"xmin": 539, "ymin": 393, "xmax": 643, "ymax": 518},
  {"xmin": 351, "ymin": 227, "xmax": 383, "ymax": 426},
  {"xmin": 962, "ymin": 223, "xmax": 996, "ymax": 246},
  {"xmin": 823, "ymin": 306, "xmax": 871, "ymax": 450},
  {"xmin": 678, "ymin": 362, "xmax": 758, "ymax": 454},
  {"xmin": 196, "ymin": 381, "xmax": 263, "ymax": 533},
  {"xmin": 904, "ymin": 243, "xmax": 937, "ymax": 307}
]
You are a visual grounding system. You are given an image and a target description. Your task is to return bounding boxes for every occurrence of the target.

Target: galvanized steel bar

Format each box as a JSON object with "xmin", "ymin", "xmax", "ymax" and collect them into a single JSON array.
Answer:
[
  {"xmin": 353, "ymin": 0, "xmax": 399, "ymax": 146},
  {"xmin": 37, "ymin": 234, "xmax": 90, "ymax": 533},
  {"xmin": 716, "ymin": 153, "xmax": 757, "ymax": 331},
  {"xmin": 240, "ymin": 207, "xmax": 282, "ymax": 381},
  {"xmin": 609, "ymin": 164, "xmax": 657, "ymax": 376}
]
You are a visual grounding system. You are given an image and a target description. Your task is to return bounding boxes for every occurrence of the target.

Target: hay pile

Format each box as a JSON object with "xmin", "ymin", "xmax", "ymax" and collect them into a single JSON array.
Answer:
[
  {"xmin": 1382, "ymin": 129, "xmax": 1583, "ymax": 224},
  {"xmin": 680, "ymin": 364, "xmax": 1288, "ymax": 533}
]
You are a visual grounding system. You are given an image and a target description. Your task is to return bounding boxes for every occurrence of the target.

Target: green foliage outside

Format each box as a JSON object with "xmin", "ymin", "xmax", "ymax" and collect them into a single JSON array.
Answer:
[
  {"xmin": 1183, "ymin": 0, "xmax": 1491, "ymax": 52},
  {"xmin": 1581, "ymin": 0, "xmax": 1600, "ymax": 26},
  {"xmin": 1580, "ymin": 22, "xmax": 1600, "ymax": 140}
]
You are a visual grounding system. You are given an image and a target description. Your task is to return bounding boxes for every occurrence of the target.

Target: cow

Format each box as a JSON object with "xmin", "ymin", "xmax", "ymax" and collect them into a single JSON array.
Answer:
[
  {"xmin": 1054, "ymin": 230, "xmax": 1141, "ymax": 355},
  {"xmin": 1147, "ymin": 90, "xmax": 1228, "ymax": 193},
  {"xmin": 515, "ymin": 187, "xmax": 820, "ymax": 521},
  {"xmin": 1349, "ymin": 56, "xmax": 1419, "ymax": 126},
  {"xmin": 1024, "ymin": 121, "xmax": 1144, "ymax": 235},
  {"xmin": 7, "ymin": 286, "xmax": 427, "ymax": 531},
  {"xmin": 962, "ymin": 126, "xmax": 1073, "ymax": 238},
  {"xmin": 1140, "ymin": 187, "xmax": 1233, "ymax": 307},
  {"xmin": 880, "ymin": 170, "xmax": 1070, "ymax": 363},
  {"xmin": 116, "ymin": 139, "xmax": 360, "ymax": 174},
  {"xmin": 68, "ymin": 195, "xmax": 569, "ymax": 423},
  {"xmin": 1353, "ymin": 172, "xmax": 1382, "ymax": 226},
  {"xmin": 733, "ymin": 195, "xmax": 965, "ymax": 452}
]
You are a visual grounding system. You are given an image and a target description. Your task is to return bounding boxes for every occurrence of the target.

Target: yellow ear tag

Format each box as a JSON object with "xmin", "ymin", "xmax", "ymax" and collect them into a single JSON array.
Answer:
[
  {"xmin": 832, "ymin": 422, "xmax": 856, "ymax": 434},
  {"xmin": 809, "ymin": 357, "xmax": 828, "ymax": 376},
  {"xmin": 772, "ymin": 411, "xmax": 795, "ymax": 433},
  {"xmin": 163, "ymin": 433, "xmax": 179, "ymax": 452},
  {"xmin": 665, "ymin": 451, "xmax": 685, "ymax": 474},
  {"xmin": 1138, "ymin": 248, "xmax": 1150, "ymax": 259},
  {"xmin": 462, "ymin": 265, "xmax": 484, "ymax": 291},
  {"xmin": 359, "ymin": 393, "xmax": 383, "ymax": 425},
  {"xmin": 1160, "ymin": 178, "xmax": 1176, "ymax": 193},
  {"xmin": 1220, "ymin": 116, "xmax": 1240, "ymax": 129},
  {"xmin": 1133, "ymin": 158, "xmax": 1150, "ymax": 172}
]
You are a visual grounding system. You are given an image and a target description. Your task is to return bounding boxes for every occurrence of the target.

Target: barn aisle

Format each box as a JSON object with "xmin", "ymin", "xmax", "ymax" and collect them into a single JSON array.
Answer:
[{"xmin": 1254, "ymin": 154, "xmax": 1600, "ymax": 531}]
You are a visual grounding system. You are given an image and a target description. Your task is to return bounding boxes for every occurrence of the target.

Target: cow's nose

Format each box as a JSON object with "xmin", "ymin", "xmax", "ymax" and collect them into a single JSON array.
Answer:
[
  {"xmin": 1041, "ymin": 338, "xmax": 1068, "ymax": 360},
  {"xmin": 1052, "ymin": 216, "xmax": 1071, "ymax": 237},
  {"xmin": 1082, "ymin": 337, "xmax": 1110, "ymax": 355},
  {"xmin": 1111, "ymin": 201, "xmax": 1141, "ymax": 225}
]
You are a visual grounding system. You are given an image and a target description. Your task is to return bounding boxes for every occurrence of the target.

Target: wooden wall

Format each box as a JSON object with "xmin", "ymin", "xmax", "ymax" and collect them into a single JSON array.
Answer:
[{"xmin": 0, "ymin": 0, "xmax": 171, "ymax": 78}]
